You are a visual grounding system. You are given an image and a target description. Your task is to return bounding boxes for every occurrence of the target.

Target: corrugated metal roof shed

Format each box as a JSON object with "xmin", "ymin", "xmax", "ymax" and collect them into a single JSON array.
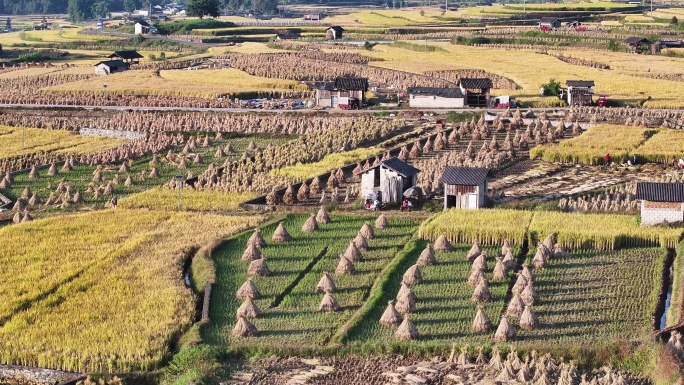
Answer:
[
  {"xmin": 636, "ymin": 182, "xmax": 684, "ymax": 202},
  {"xmin": 440, "ymin": 167, "xmax": 489, "ymax": 186}
]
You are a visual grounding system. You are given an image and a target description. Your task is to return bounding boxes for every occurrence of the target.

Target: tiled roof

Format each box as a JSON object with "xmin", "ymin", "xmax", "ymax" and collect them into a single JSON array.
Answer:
[
  {"xmin": 327, "ymin": 26, "xmax": 345, "ymax": 33},
  {"xmin": 440, "ymin": 167, "xmax": 489, "ymax": 186},
  {"xmin": 110, "ymin": 50, "xmax": 144, "ymax": 59},
  {"xmin": 94, "ymin": 60, "xmax": 127, "ymax": 67},
  {"xmin": 459, "ymin": 78, "xmax": 493, "ymax": 90},
  {"xmin": 624, "ymin": 36, "xmax": 650, "ymax": 44},
  {"xmin": 407, "ymin": 87, "xmax": 464, "ymax": 98},
  {"xmin": 636, "ymin": 182, "xmax": 684, "ymax": 202},
  {"xmin": 316, "ymin": 77, "xmax": 368, "ymax": 91},
  {"xmin": 363, "ymin": 157, "xmax": 420, "ymax": 177},
  {"xmin": 566, "ymin": 80, "xmax": 595, "ymax": 87}
]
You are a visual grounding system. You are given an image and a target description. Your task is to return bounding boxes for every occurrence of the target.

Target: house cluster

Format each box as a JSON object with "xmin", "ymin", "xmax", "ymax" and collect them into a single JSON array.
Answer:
[
  {"xmin": 406, "ymin": 78, "xmax": 493, "ymax": 109},
  {"xmin": 135, "ymin": 3, "xmax": 184, "ymax": 17},
  {"xmin": 94, "ymin": 50, "xmax": 143, "ymax": 76}
]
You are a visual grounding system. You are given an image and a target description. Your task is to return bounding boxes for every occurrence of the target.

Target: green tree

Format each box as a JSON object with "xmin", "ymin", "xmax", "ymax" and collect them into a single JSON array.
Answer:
[
  {"xmin": 671, "ymin": 16, "xmax": 679, "ymax": 26},
  {"xmin": 252, "ymin": 0, "xmax": 277, "ymax": 14},
  {"xmin": 67, "ymin": 0, "xmax": 89, "ymax": 21},
  {"xmin": 91, "ymin": 0, "xmax": 109, "ymax": 18},
  {"xmin": 186, "ymin": 0, "xmax": 219, "ymax": 18},
  {"xmin": 123, "ymin": 0, "xmax": 137, "ymax": 12},
  {"xmin": 541, "ymin": 78, "xmax": 562, "ymax": 97}
]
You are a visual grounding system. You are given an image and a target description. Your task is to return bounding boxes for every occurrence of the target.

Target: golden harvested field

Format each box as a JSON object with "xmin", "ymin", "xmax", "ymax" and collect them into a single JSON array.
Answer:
[
  {"xmin": 418, "ymin": 209, "xmax": 534, "ymax": 245},
  {"xmin": 119, "ymin": 188, "xmax": 258, "ymax": 211},
  {"xmin": 558, "ymin": 50, "xmax": 684, "ymax": 75},
  {"xmin": 219, "ymin": 42, "xmax": 285, "ymax": 54},
  {"xmin": 0, "ymin": 67, "xmax": 60, "ymax": 80},
  {"xmin": 530, "ymin": 124, "xmax": 655, "ymax": 164},
  {"xmin": 325, "ymin": 9, "xmax": 466, "ymax": 26},
  {"xmin": 43, "ymin": 69, "xmax": 307, "ymax": 98},
  {"xmin": 0, "ymin": 28, "xmax": 124, "ymax": 46},
  {"xmin": 270, "ymin": 147, "xmax": 381, "ymax": 179},
  {"xmin": 0, "ymin": 209, "xmax": 263, "ymax": 372},
  {"xmin": 365, "ymin": 43, "xmax": 684, "ymax": 107},
  {"xmin": 0, "ymin": 126, "xmax": 128, "ymax": 159},
  {"xmin": 634, "ymin": 130, "xmax": 684, "ymax": 163}
]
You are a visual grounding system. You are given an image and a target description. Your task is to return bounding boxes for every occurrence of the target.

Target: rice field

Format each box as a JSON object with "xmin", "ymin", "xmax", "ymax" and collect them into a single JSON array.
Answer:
[
  {"xmin": 119, "ymin": 188, "xmax": 257, "ymax": 212},
  {"xmin": 633, "ymin": 130, "xmax": 684, "ymax": 163},
  {"xmin": 202, "ymin": 214, "xmax": 420, "ymax": 349},
  {"xmin": 529, "ymin": 124, "xmax": 656, "ymax": 165},
  {"xmin": 0, "ymin": 209, "xmax": 263, "ymax": 372},
  {"xmin": 270, "ymin": 147, "xmax": 381, "ymax": 179},
  {"xmin": 365, "ymin": 44, "xmax": 684, "ymax": 108},
  {"xmin": 42, "ymin": 69, "xmax": 309, "ymax": 98},
  {"xmin": 0, "ymin": 126, "xmax": 128, "ymax": 159},
  {"xmin": 418, "ymin": 209, "xmax": 534, "ymax": 246}
]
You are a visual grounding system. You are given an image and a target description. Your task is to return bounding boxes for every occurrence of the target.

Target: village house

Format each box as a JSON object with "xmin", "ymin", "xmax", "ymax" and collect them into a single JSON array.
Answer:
[
  {"xmin": 315, "ymin": 77, "xmax": 368, "ymax": 109},
  {"xmin": 636, "ymin": 182, "xmax": 684, "ymax": 226},
  {"xmin": 459, "ymin": 78, "xmax": 493, "ymax": 108},
  {"xmin": 135, "ymin": 20, "xmax": 153, "ymax": 35},
  {"xmin": 94, "ymin": 60, "xmax": 129, "ymax": 76},
  {"xmin": 361, "ymin": 157, "xmax": 420, "ymax": 204},
  {"xmin": 275, "ymin": 31, "xmax": 301, "ymax": 41},
  {"xmin": 539, "ymin": 17, "xmax": 561, "ymax": 29},
  {"xmin": 562, "ymin": 80, "xmax": 595, "ymax": 106},
  {"xmin": 407, "ymin": 87, "xmax": 465, "ymax": 108},
  {"xmin": 304, "ymin": 13, "xmax": 321, "ymax": 21},
  {"xmin": 108, "ymin": 50, "xmax": 144, "ymax": 65},
  {"xmin": 623, "ymin": 36, "xmax": 651, "ymax": 53},
  {"xmin": 439, "ymin": 166, "xmax": 489, "ymax": 210},
  {"xmin": 326, "ymin": 26, "xmax": 345, "ymax": 40}
]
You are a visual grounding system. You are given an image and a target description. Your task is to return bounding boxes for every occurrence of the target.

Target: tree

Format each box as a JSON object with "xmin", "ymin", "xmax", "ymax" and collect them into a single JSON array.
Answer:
[
  {"xmin": 541, "ymin": 78, "xmax": 561, "ymax": 97},
  {"xmin": 672, "ymin": 16, "xmax": 679, "ymax": 26},
  {"xmin": 186, "ymin": 0, "xmax": 219, "ymax": 18},
  {"xmin": 252, "ymin": 0, "xmax": 277, "ymax": 14},
  {"xmin": 67, "ymin": 0, "xmax": 89, "ymax": 21},
  {"xmin": 91, "ymin": 0, "xmax": 109, "ymax": 18},
  {"xmin": 123, "ymin": 0, "xmax": 137, "ymax": 12}
]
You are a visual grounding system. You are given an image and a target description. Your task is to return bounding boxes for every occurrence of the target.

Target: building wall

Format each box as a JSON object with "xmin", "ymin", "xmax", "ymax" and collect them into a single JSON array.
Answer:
[
  {"xmin": 361, "ymin": 169, "xmax": 377, "ymax": 195},
  {"xmin": 409, "ymin": 95, "xmax": 465, "ymax": 108},
  {"xmin": 444, "ymin": 182, "xmax": 486, "ymax": 210},
  {"xmin": 640, "ymin": 200, "xmax": 684, "ymax": 226},
  {"xmin": 380, "ymin": 168, "xmax": 403, "ymax": 203}
]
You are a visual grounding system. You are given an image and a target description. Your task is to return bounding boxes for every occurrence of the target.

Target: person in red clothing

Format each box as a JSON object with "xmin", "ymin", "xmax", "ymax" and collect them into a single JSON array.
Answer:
[{"xmin": 605, "ymin": 153, "xmax": 611, "ymax": 164}]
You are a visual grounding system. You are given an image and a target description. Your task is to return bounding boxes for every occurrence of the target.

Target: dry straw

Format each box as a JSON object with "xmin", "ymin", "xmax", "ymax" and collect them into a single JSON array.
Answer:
[
  {"xmin": 272, "ymin": 222, "xmax": 292, "ymax": 242},
  {"xmin": 335, "ymin": 255, "xmax": 355, "ymax": 275},
  {"xmin": 395, "ymin": 316, "xmax": 419, "ymax": 340},
  {"xmin": 241, "ymin": 242, "xmax": 261, "ymax": 262},
  {"xmin": 471, "ymin": 278, "xmax": 492, "ymax": 302},
  {"xmin": 379, "ymin": 300, "xmax": 403, "ymax": 327},
  {"xmin": 247, "ymin": 258, "xmax": 270, "ymax": 276},
  {"xmin": 302, "ymin": 214, "xmax": 319, "ymax": 232},
  {"xmin": 236, "ymin": 278, "xmax": 261, "ymax": 300},
  {"xmin": 353, "ymin": 233, "xmax": 368, "ymax": 251},
  {"xmin": 236, "ymin": 297, "xmax": 261, "ymax": 319},
  {"xmin": 397, "ymin": 283, "xmax": 417, "ymax": 302},
  {"xmin": 316, "ymin": 206, "xmax": 331, "ymax": 224},
  {"xmin": 506, "ymin": 292, "xmax": 526, "ymax": 318},
  {"xmin": 375, "ymin": 213, "xmax": 388, "ymax": 229},
  {"xmin": 472, "ymin": 306, "xmax": 492, "ymax": 332},
  {"xmin": 319, "ymin": 292, "xmax": 340, "ymax": 312},
  {"xmin": 434, "ymin": 233, "xmax": 454, "ymax": 252},
  {"xmin": 360, "ymin": 221, "xmax": 375, "ymax": 239},
  {"xmin": 519, "ymin": 305, "xmax": 539, "ymax": 330},
  {"xmin": 232, "ymin": 315, "xmax": 258, "ymax": 338},
  {"xmin": 248, "ymin": 229, "xmax": 266, "ymax": 248},
  {"xmin": 344, "ymin": 241, "xmax": 363, "ymax": 262},
  {"xmin": 494, "ymin": 316, "xmax": 515, "ymax": 342},
  {"xmin": 417, "ymin": 244, "xmax": 437, "ymax": 266},
  {"xmin": 316, "ymin": 271, "xmax": 336, "ymax": 293},
  {"xmin": 395, "ymin": 294, "xmax": 417, "ymax": 314},
  {"xmin": 402, "ymin": 264, "xmax": 422, "ymax": 285}
]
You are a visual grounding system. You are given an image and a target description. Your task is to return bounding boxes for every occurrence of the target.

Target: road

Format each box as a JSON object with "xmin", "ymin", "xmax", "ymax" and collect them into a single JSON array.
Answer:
[{"xmin": 0, "ymin": 103, "xmax": 570, "ymax": 114}]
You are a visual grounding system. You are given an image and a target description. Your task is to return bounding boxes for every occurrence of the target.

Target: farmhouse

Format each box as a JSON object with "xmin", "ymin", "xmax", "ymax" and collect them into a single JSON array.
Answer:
[
  {"xmin": 636, "ymin": 182, "xmax": 684, "ymax": 226},
  {"xmin": 623, "ymin": 36, "xmax": 651, "ymax": 53},
  {"xmin": 361, "ymin": 157, "xmax": 420, "ymax": 204},
  {"xmin": 135, "ymin": 20, "xmax": 152, "ymax": 35},
  {"xmin": 94, "ymin": 60, "xmax": 129, "ymax": 76},
  {"xmin": 326, "ymin": 26, "xmax": 345, "ymax": 40},
  {"xmin": 564, "ymin": 80, "xmax": 594, "ymax": 106},
  {"xmin": 315, "ymin": 77, "xmax": 368, "ymax": 109},
  {"xmin": 275, "ymin": 31, "xmax": 301, "ymax": 40},
  {"xmin": 407, "ymin": 87, "xmax": 465, "ymax": 108},
  {"xmin": 539, "ymin": 17, "xmax": 561, "ymax": 29},
  {"xmin": 439, "ymin": 166, "xmax": 489, "ymax": 209},
  {"xmin": 304, "ymin": 13, "xmax": 321, "ymax": 21},
  {"xmin": 458, "ymin": 78, "xmax": 492, "ymax": 108},
  {"xmin": 108, "ymin": 50, "xmax": 144, "ymax": 64}
]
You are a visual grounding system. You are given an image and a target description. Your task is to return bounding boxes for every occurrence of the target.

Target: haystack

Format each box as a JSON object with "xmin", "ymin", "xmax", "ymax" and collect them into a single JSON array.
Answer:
[
  {"xmin": 488, "ymin": 347, "xmax": 504, "ymax": 371},
  {"xmin": 512, "ymin": 273, "xmax": 528, "ymax": 295},
  {"xmin": 471, "ymin": 279, "xmax": 492, "ymax": 302},
  {"xmin": 395, "ymin": 295, "xmax": 417, "ymax": 314},
  {"xmin": 236, "ymin": 278, "xmax": 261, "ymax": 300},
  {"xmin": 282, "ymin": 184, "xmax": 297, "ymax": 205},
  {"xmin": 542, "ymin": 234, "xmax": 555, "ymax": 255},
  {"xmin": 12, "ymin": 199, "xmax": 25, "ymax": 212},
  {"xmin": 248, "ymin": 229, "xmax": 266, "ymax": 248},
  {"xmin": 501, "ymin": 239, "xmax": 512, "ymax": 256},
  {"xmin": 319, "ymin": 292, "xmax": 340, "ymax": 312},
  {"xmin": 241, "ymin": 242, "xmax": 262, "ymax": 262},
  {"xmin": 29, "ymin": 166, "xmax": 39, "ymax": 179},
  {"xmin": 103, "ymin": 182, "xmax": 114, "ymax": 195},
  {"xmin": 468, "ymin": 268, "xmax": 486, "ymax": 288},
  {"xmin": 553, "ymin": 243, "xmax": 569, "ymax": 258},
  {"xmin": 434, "ymin": 234, "xmax": 454, "ymax": 252},
  {"xmin": 380, "ymin": 300, "xmax": 403, "ymax": 327},
  {"xmin": 272, "ymin": 222, "xmax": 292, "ymax": 242},
  {"xmin": 397, "ymin": 283, "xmax": 417, "ymax": 302},
  {"xmin": 0, "ymin": 177, "xmax": 10, "ymax": 189},
  {"xmin": 360, "ymin": 221, "xmax": 375, "ymax": 239},
  {"xmin": 375, "ymin": 213, "xmax": 388, "ymax": 229},
  {"xmin": 12, "ymin": 211, "xmax": 23, "ymax": 224},
  {"xmin": 61, "ymin": 161, "xmax": 72, "ymax": 173},
  {"xmin": 316, "ymin": 206, "xmax": 331, "ymax": 224},
  {"xmin": 506, "ymin": 292, "xmax": 526, "ymax": 317},
  {"xmin": 47, "ymin": 163, "xmax": 57, "ymax": 176},
  {"xmin": 22, "ymin": 213, "xmax": 34, "ymax": 224},
  {"xmin": 316, "ymin": 272, "xmax": 336, "ymax": 293},
  {"xmin": 335, "ymin": 237, "xmax": 360, "ymax": 261},
  {"xmin": 502, "ymin": 249, "xmax": 516, "ymax": 270},
  {"xmin": 521, "ymin": 264, "xmax": 534, "ymax": 282},
  {"xmin": 519, "ymin": 306, "xmax": 539, "ymax": 330},
  {"xmin": 92, "ymin": 169, "xmax": 102, "ymax": 182},
  {"xmin": 417, "ymin": 244, "xmax": 437, "ymax": 266},
  {"xmin": 494, "ymin": 316, "xmax": 515, "ymax": 342},
  {"xmin": 247, "ymin": 258, "xmax": 270, "ymax": 276},
  {"xmin": 237, "ymin": 297, "xmax": 261, "ymax": 318},
  {"xmin": 224, "ymin": 143, "xmax": 235, "ymax": 153},
  {"xmin": 466, "ymin": 241, "xmax": 482, "ymax": 261},
  {"xmin": 353, "ymin": 233, "xmax": 368, "ymax": 251},
  {"xmin": 20, "ymin": 186, "xmax": 31, "ymax": 200},
  {"xmin": 472, "ymin": 252, "xmax": 488, "ymax": 271},
  {"xmin": 520, "ymin": 283, "xmax": 538, "ymax": 305},
  {"xmin": 402, "ymin": 264, "xmax": 422, "ymax": 285},
  {"xmin": 495, "ymin": 361, "xmax": 516, "ymax": 382},
  {"xmin": 301, "ymin": 214, "xmax": 319, "ymax": 232},
  {"xmin": 492, "ymin": 258, "xmax": 507, "ymax": 281},
  {"xmin": 532, "ymin": 249, "xmax": 546, "ymax": 269},
  {"xmin": 395, "ymin": 316, "xmax": 419, "ymax": 340},
  {"xmin": 124, "ymin": 175, "xmax": 133, "ymax": 187},
  {"xmin": 72, "ymin": 191, "xmax": 83, "ymax": 204},
  {"xmin": 119, "ymin": 162, "xmax": 129, "ymax": 173},
  {"xmin": 149, "ymin": 167, "xmax": 159, "ymax": 178},
  {"xmin": 232, "ymin": 315, "xmax": 257, "ymax": 337},
  {"xmin": 297, "ymin": 183, "xmax": 310, "ymax": 202},
  {"xmin": 335, "ymin": 255, "xmax": 355, "ymax": 275},
  {"xmin": 472, "ymin": 306, "xmax": 492, "ymax": 332},
  {"xmin": 28, "ymin": 193, "xmax": 40, "ymax": 206}
]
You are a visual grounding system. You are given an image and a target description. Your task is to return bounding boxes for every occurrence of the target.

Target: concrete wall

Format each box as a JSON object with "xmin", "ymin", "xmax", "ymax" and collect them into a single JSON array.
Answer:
[
  {"xmin": 361, "ymin": 169, "xmax": 377, "ymax": 196},
  {"xmin": 80, "ymin": 128, "xmax": 145, "ymax": 140},
  {"xmin": 641, "ymin": 200, "xmax": 684, "ymax": 226},
  {"xmin": 409, "ymin": 95, "xmax": 464, "ymax": 109}
]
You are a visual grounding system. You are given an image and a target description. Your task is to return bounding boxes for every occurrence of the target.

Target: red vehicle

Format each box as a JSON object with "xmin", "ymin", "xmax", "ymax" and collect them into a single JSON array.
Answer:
[
  {"xmin": 597, "ymin": 95, "xmax": 608, "ymax": 107},
  {"xmin": 575, "ymin": 26, "xmax": 587, "ymax": 31},
  {"xmin": 540, "ymin": 27, "xmax": 551, "ymax": 32}
]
